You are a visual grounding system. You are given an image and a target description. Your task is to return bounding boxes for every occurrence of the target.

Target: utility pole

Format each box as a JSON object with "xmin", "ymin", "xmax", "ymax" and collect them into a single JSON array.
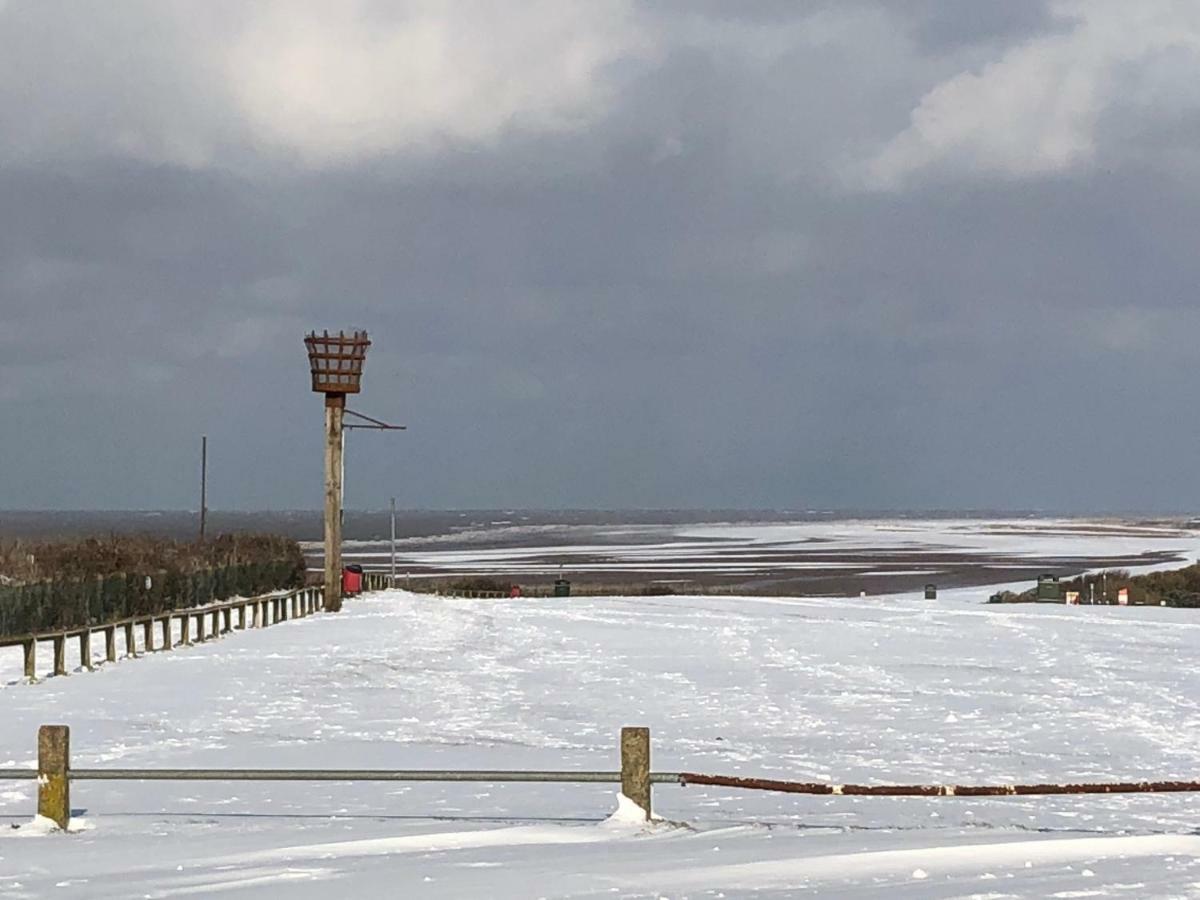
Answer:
[
  {"xmin": 390, "ymin": 497, "xmax": 397, "ymax": 587},
  {"xmin": 199, "ymin": 435, "xmax": 208, "ymax": 541}
]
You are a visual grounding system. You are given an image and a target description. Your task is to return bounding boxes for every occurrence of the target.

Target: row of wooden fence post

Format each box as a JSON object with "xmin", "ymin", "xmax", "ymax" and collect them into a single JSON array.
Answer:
[{"xmin": 17, "ymin": 588, "xmax": 326, "ymax": 681}]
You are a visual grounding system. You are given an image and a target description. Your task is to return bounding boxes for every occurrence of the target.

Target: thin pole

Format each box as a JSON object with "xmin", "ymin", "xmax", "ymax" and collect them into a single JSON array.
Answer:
[
  {"xmin": 390, "ymin": 497, "xmax": 397, "ymax": 586},
  {"xmin": 199, "ymin": 435, "xmax": 207, "ymax": 541}
]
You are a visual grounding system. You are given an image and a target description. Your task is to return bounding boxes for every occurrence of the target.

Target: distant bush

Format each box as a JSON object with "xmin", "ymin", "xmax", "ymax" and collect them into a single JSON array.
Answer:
[
  {"xmin": 444, "ymin": 577, "xmax": 514, "ymax": 595},
  {"xmin": 988, "ymin": 590, "xmax": 1023, "ymax": 604},
  {"xmin": 639, "ymin": 584, "xmax": 676, "ymax": 596},
  {"xmin": 997, "ymin": 564, "xmax": 1200, "ymax": 607}
]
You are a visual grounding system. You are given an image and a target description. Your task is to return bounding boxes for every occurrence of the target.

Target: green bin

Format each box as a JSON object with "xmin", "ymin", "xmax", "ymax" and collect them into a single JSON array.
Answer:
[{"xmin": 553, "ymin": 579, "xmax": 571, "ymax": 598}]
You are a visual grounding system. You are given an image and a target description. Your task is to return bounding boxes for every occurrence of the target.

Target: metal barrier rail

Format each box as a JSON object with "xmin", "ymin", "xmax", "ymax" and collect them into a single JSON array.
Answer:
[
  {"xmin": 68, "ymin": 769, "xmax": 656, "ymax": 783},
  {"xmin": 12, "ymin": 726, "xmax": 660, "ymax": 830},
  {"xmin": 11, "ymin": 722, "xmax": 1200, "ymax": 834},
  {"xmin": 678, "ymin": 773, "xmax": 1200, "ymax": 796}
]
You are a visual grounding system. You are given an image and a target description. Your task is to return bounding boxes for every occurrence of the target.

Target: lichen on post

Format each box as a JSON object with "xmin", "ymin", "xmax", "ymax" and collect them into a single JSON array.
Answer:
[{"xmin": 621, "ymin": 726, "xmax": 652, "ymax": 820}]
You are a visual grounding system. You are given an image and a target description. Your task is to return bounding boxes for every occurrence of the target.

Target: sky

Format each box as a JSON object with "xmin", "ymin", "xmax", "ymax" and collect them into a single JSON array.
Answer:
[{"xmin": 2, "ymin": 1, "xmax": 1200, "ymax": 512}]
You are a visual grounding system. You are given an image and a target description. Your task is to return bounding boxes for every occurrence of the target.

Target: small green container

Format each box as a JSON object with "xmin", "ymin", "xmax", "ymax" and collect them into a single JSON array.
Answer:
[
  {"xmin": 553, "ymin": 579, "xmax": 571, "ymax": 598},
  {"xmin": 1036, "ymin": 574, "xmax": 1061, "ymax": 601}
]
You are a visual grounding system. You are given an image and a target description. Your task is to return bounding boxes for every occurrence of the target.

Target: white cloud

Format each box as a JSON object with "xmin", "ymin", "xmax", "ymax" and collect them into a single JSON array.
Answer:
[
  {"xmin": 861, "ymin": 1, "xmax": 1200, "ymax": 189},
  {"xmin": 0, "ymin": 1, "xmax": 648, "ymax": 169},
  {"xmin": 225, "ymin": 1, "xmax": 649, "ymax": 164}
]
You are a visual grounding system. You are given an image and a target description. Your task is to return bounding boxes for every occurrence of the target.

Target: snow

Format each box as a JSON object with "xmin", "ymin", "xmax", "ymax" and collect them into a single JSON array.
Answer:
[
  {"xmin": 2, "ymin": 520, "xmax": 1200, "ymax": 896},
  {"xmin": 338, "ymin": 517, "xmax": 1200, "ymax": 582}
]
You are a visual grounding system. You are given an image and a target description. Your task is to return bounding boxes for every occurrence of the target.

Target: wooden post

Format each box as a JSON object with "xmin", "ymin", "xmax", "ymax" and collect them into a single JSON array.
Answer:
[
  {"xmin": 237, "ymin": 604, "xmax": 246, "ymax": 629},
  {"xmin": 324, "ymin": 393, "xmax": 345, "ymax": 613},
  {"xmin": 196, "ymin": 613, "xmax": 206, "ymax": 642},
  {"xmin": 143, "ymin": 619, "xmax": 154, "ymax": 652},
  {"xmin": 78, "ymin": 631, "xmax": 92, "ymax": 671},
  {"xmin": 180, "ymin": 613, "xmax": 191, "ymax": 645},
  {"xmin": 621, "ymin": 726, "xmax": 652, "ymax": 820},
  {"xmin": 53, "ymin": 635, "xmax": 66, "ymax": 676},
  {"xmin": 23, "ymin": 639, "xmax": 35, "ymax": 680},
  {"xmin": 199, "ymin": 434, "xmax": 208, "ymax": 541},
  {"xmin": 37, "ymin": 725, "xmax": 70, "ymax": 830},
  {"xmin": 215, "ymin": 609, "xmax": 225, "ymax": 635},
  {"xmin": 124, "ymin": 622, "xmax": 136, "ymax": 658},
  {"xmin": 104, "ymin": 626, "xmax": 117, "ymax": 662},
  {"xmin": 161, "ymin": 617, "xmax": 172, "ymax": 650}
]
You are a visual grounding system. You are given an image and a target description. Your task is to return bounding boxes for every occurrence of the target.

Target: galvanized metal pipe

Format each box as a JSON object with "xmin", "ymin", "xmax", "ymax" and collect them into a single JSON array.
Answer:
[
  {"xmin": 69, "ymin": 768, "xmax": 635, "ymax": 783},
  {"xmin": 0, "ymin": 770, "xmax": 38, "ymax": 780}
]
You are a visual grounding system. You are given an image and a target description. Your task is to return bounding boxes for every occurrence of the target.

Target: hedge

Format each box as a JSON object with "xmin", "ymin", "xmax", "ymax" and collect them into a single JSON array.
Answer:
[{"xmin": 0, "ymin": 535, "xmax": 305, "ymax": 638}]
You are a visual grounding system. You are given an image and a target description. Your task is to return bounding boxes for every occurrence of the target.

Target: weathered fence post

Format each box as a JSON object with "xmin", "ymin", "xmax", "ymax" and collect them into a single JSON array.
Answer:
[
  {"xmin": 123, "ymin": 622, "xmax": 136, "ymax": 658},
  {"xmin": 180, "ymin": 613, "xmax": 191, "ymax": 645},
  {"xmin": 621, "ymin": 726, "xmax": 652, "ymax": 820},
  {"xmin": 143, "ymin": 620, "xmax": 154, "ymax": 652},
  {"xmin": 78, "ymin": 631, "xmax": 92, "ymax": 671},
  {"xmin": 196, "ymin": 613, "xmax": 206, "ymax": 642},
  {"xmin": 211, "ymin": 609, "xmax": 221, "ymax": 636},
  {"xmin": 237, "ymin": 605, "xmax": 247, "ymax": 629},
  {"xmin": 23, "ymin": 639, "xmax": 36, "ymax": 680},
  {"xmin": 104, "ymin": 626, "xmax": 117, "ymax": 663},
  {"xmin": 53, "ymin": 635, "xmax": 66, "ymax": 676},
  {"xmin": 37, "ymin": 725, "xmax": 70, "ymax": 830},
  {"xmin": 160, "ymin": 617, "xmax": 172, "ymax": 650}
]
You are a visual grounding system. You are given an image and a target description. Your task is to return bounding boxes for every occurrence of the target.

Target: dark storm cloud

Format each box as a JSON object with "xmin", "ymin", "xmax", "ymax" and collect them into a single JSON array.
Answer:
[{"xmin": 2, "ymin": 2, "xmax": 1199, "ymax": 512}]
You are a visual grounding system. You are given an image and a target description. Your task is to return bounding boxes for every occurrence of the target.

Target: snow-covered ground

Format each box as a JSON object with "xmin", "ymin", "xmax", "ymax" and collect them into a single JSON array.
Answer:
[
  {"xmin": 337, "ymin": 517, "xmax": 1200, "ymax": 590},
  {"xmin": 4, "ymin": 522, "xmax": 1200, "ymax": 897}
]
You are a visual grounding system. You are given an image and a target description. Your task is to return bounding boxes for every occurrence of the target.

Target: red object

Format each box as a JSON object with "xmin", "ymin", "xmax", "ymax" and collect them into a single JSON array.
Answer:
[
  {"xmin": 510, "ymin": 585, "xmax": 522, "ymax": 598},
  {"xmin": 342, "ymin": 567, "xmax": 363, "ymax": 596}
]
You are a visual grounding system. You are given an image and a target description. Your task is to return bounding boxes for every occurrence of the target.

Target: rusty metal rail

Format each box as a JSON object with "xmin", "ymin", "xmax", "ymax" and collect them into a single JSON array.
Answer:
[{"xmin": 678, "ymin": 773, "xmax": 1200, "ymax": 796}]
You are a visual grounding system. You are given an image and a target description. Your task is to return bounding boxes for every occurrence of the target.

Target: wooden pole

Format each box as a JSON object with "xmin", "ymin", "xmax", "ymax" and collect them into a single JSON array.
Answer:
[
  {"xmin": 390, "ymin": 497, "xmax": 397, "ymax": 587},
  {"xmin": 37, "ymin": 725, "xmax": 70, "ymax": 830},
  {"xmin": 621, "ymin": 726, "xmax": 652, "ymax": 820},
  {"xmin": 324, "ymin": 393, "xmax": 345, "ymax": 612},
  {"xmin": 199, "ymin": 435, "xmax": 208, "ymax": 541},
  {"xmin": 23, "ymin": 639, "xmax": 35, "ymax": 680}
]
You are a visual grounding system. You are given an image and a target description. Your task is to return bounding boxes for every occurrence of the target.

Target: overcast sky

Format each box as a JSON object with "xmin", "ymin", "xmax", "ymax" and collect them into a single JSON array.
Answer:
[{"xmin": 2, "ymin": 1, "xmax": 1199, "ymax": 512}]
